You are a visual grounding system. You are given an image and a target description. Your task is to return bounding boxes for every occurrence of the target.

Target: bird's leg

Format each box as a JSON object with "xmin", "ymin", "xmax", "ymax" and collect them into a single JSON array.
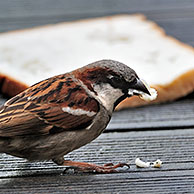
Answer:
[{"xmin": 53, "ymin": 158, "xmax": 130, "ymax": 173}]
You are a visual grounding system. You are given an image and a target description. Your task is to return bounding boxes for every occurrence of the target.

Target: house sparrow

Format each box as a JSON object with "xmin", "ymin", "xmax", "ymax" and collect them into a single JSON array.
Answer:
[{"xmin": 0, "ymin": 59, "xmax": 152, "ymax": 173}]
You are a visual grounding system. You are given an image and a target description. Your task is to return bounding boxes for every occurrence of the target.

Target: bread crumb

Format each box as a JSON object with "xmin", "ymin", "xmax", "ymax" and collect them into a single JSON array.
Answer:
[
  {"xmin": 135, "ymin": 158, "xmax": 150, "ymax": 168},
  {"xmin": 139, "ymin": 79, "xmax": 157, "ymax": 101},
  {"xmin": 135, "ymin": 158, "xmax": 162, "ymax": 168},
  {"xmin": 151, "ymin": 159, "xmax": 162, "ymax": 168},
  {"xmin": 140, "ymin": 88, "xmax": 157, "ymax": 101}
]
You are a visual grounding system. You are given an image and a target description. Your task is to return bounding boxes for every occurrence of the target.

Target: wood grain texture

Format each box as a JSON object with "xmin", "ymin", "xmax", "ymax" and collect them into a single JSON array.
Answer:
[
  {"xmin": 108, "ymin": 99, "xmax": 194, "ymax": 130},
  {"xmin": 0, "ymin": 129, "xmax": 194, "ymax": 193}
]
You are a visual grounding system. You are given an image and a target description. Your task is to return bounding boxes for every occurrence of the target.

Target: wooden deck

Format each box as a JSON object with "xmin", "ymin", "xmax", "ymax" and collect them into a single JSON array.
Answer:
[{"xmin": 0, "ymin": 1, "xmax": 194, "ymax": 193}]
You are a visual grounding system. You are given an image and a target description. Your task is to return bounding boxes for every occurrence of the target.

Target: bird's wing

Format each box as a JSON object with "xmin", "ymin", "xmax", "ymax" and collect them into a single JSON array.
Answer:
[{"xmin": 0, "ymin": 74, "xmax": 99, "ymax": 137}]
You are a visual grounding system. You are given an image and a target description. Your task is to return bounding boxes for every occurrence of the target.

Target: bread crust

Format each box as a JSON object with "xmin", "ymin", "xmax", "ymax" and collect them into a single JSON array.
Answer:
[
  {"xmin": 1, "ymin": 14, "xmax": 194, "ymax": 109},
  {"xmin": 116, "ymin": 69, "xmax": 194, "ymax": 109},
  {"xmin": 0, "ymin": 74, "xmax": 28, "ymax": 97}
]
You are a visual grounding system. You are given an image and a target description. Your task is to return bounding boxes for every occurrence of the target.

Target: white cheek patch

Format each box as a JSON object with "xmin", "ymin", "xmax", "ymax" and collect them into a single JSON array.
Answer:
[
  {"xmin": 93, "ymin": 83, "xmax": 124, "ymax": 112},
  {"xmin": 62, "ymin": 107, "xmax": 96, "ymax": 117}
]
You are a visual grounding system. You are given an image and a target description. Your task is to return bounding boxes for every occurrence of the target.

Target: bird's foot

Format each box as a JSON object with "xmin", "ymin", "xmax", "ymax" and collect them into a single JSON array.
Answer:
[
  {"xmin": 60, "ymin": 160, "xmax": 130, "ymax": 173},
  {"xmin": 79, "ymin": 162, "xmax": 130, "ymax": 173}
]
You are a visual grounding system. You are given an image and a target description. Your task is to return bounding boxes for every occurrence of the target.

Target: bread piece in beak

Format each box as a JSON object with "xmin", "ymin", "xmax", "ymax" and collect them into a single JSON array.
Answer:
[{"xmin": 129, "ymin": 79, "xmax": 157, "ymax": 101}]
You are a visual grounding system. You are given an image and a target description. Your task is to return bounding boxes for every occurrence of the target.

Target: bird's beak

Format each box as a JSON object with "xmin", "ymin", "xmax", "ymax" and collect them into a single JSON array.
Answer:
[
  {"xmin": 128, "ymin": 79, "xmax": 151, "ymax": 96},
  {"xmin": 128, "ymin": 79, "xmax": 157, "ymax": 101}
]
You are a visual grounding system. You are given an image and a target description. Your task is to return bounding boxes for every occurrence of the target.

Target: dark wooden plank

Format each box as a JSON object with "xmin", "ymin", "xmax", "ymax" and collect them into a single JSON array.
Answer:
[
  {"xmin": 150, "ymin": 18, "xmax": 194, "ymax": 43},
  {"xmin": 108, "ymin": 99, "xmax": 194, "ymax": 130},
  {"xmin": 0, "ymin": 0, "xmax": 194, "ymax": 18},
  {"xmin": 0, "ymin": 129, "xmax": 194, "ymax": 193},
  {"xmin": 1, "ymin": 171, "xmax": 194, "ymax": 194}
]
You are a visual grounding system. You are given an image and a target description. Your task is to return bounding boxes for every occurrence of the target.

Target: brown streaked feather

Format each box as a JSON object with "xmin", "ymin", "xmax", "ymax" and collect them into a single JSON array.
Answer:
[
  {"xmin": 0, "ymin": 111, "xmax": 52, "ymax": 137},
  {"xmin": 24, "ymin": 102, "xmax": 96, "ymax": 129},
  {"xmin": 0, "ymin": 74, "xmax": 99, "ymax": 137}
]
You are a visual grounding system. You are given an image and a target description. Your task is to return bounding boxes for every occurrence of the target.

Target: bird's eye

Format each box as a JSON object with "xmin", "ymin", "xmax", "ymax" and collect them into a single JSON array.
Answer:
[
  {"xmin": 129, "ymin": 77, "xmax": 137, "ymax": 85},
  {"xmin": 111, "ymin": 77, "xmax": 120, "ymax": 82},
  {"xmin": 109, "ymin": 76, "xmax": 122, "ymax": 88}
]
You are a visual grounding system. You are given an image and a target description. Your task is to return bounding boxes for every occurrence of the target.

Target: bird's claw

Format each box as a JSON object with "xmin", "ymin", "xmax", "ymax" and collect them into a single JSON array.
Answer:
[{"xmin": 75, "ymin": 162, "xmax": 130, "ymax": 173}]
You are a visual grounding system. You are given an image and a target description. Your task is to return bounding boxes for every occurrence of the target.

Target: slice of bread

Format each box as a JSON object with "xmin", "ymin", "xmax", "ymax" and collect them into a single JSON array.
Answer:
[{"xmin": 0, "ymin": 14, "xmax": 194, "ymax": 109}]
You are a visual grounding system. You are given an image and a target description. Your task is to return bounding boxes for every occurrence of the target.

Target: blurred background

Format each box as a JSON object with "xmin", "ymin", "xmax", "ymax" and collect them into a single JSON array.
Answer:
[
  {"xmin": 0, "ymin": 0, "xmax": 194, "ymax": 46},
  {"xmin": 1, "ymin": 2, "xmax": 194, "ymax": 193}
]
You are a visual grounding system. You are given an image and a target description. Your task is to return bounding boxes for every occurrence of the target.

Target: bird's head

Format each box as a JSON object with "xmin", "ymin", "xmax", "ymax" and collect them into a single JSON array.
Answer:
[{"xmin": 74, "ymin": 60, "xmax": 156, "ymax": 112}]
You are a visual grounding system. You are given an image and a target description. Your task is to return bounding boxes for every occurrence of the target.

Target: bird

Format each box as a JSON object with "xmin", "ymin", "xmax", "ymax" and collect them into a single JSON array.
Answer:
[{"xmin": 0, "ymin": 59, "xmax": 151, "ymax": 173}]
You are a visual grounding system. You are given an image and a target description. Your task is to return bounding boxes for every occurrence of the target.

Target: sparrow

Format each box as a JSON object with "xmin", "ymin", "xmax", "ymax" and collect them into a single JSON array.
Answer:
[{"xmin": 0, "ymin": 59, "xmax": 151, "ymax": 173}]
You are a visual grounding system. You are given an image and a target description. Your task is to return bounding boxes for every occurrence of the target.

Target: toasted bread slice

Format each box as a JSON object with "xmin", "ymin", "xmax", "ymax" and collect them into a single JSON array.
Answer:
[{"xmin": 0, "ymin": 15, "xmax": 194, "ymax": 109}]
